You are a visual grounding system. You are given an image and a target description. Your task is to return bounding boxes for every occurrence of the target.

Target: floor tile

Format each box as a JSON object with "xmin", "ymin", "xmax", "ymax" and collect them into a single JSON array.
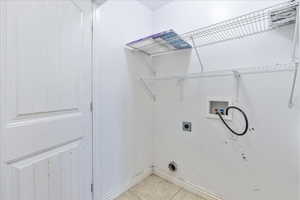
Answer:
[
  {"xmin": 130, "ymin": 175, "xmax": 181, "ymax": 200},
  {"xmin": 171, "ymin": 189, "xmax": 206, "ymax": 200},
  {"xmin": 115, "ymin": 191, "xmax": 141, "ymax": 200}
]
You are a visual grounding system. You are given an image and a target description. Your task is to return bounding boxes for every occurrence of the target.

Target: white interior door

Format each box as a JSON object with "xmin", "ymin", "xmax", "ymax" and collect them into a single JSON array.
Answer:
[{"xmin": 0, "ymin": 1, "xmax": 93, "ymax": 200}]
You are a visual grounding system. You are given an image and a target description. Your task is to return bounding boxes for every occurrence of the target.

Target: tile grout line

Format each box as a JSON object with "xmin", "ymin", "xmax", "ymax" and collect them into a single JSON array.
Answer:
[
  {"xmin": 169, "ymin": 188, "xmax": 183, "ymax": 200},
  {"xmin": 128, "ymin": 190, "xmax": 143, "ymax": 200},
  {"xmin": 157, "ymin": 175, "xmax": 182, "ymax": 200}
]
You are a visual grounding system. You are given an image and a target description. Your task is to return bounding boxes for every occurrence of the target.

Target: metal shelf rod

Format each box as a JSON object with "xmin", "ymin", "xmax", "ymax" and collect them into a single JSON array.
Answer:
[{"xmin": 143, "ymin": 64, "xmax": 295, "ymax": 81}]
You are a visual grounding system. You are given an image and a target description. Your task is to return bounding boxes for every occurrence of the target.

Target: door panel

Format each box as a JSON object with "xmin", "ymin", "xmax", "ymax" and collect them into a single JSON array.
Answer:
[
  {"xmin": 0, "ymin": 1, "xmax": 92, "ymax": 200},
  {"xmin": 5, "ymin": 0, "xmax": 86, "ymax": 161},
  {"xmin": 9, "ymin": 2, "xmax": 81, "ymax": 116},
  {"xmin": 7, "ymin": 141, "xmax": 81, "ymax": 200}
]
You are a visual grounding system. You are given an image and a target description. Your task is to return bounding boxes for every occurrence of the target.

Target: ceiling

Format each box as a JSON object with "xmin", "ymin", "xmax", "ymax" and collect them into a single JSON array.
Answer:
[
  {"xmin": 137, "ymin": 0, "xmax": 175, "ymax": 10},
  {"xmin": 93, "ymin": 0, "xmax": 174, "ymax": 10},
  {"xmin": 137, "ymin": 0, "xmax": 287, "ymax": 10},
  {"xmin": 95, "ymin": 0, "xmax": 285, "ymax": 10}
]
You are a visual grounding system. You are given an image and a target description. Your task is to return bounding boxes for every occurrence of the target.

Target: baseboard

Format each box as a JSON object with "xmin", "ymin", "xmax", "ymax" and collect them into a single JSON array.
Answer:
[
  {"xmin": 153, "ymin": 167, "xmax": 224, "ymax": 200},
  {"xmin": 102, "ymin": 167, "xmax": 153, "ymax": 200},
  {"xmin": 101, "ymin": 166, "xmax": 223, "ymax": 200},
  {"xmin": 130, "ymin": 166, "xmax": 153, "ymax": 189}
]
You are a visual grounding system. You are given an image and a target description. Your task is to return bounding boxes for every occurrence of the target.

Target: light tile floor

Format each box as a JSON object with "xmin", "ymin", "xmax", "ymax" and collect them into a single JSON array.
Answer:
[{"xmin": 115, "ymin": 175, "xmax": 207, "ymax": 200}]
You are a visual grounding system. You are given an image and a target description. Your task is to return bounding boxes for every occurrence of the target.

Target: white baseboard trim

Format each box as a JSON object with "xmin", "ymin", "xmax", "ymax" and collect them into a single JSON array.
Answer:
[
  {"xmin": 102, "ymin": 167, "xmax": 153, "ymax": 200},
  {"xmin": 130, "ymin": 167, "xmax": 153, "ymax": 189},
  {"xmin": 153, "ymin": 167, "xmax": 224, "ymax": 200},
  {"xmin": 101, "ymin": 166, "xmax": 223, "ymax": 200}
]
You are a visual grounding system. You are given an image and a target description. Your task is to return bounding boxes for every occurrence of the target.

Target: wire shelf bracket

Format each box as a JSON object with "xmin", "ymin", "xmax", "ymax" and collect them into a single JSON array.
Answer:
[
  {"xmin": 143, "ymin": 54, "xmax": 156, "ymax": 76},
  {"xmin": 292, "ymin": 5, "xmax": 299, "ymax": 61},
  {"xmin": 289, "ymin": 62, "xmax": 299, "ymax": 108},
  {"xmin": 191, "ymin": 36, "xmax": 204, "ymax": 72},
  {"xmin": 140, "ymin": 78, "xmax": 156, "ymax": 102},
  {"xmin": 177, "ymin": 78, "xmax": 185, "ymax": 102},
  {"xmin": 289, "ymin": 4, "xmax": 299, "ymax": 108},
  {"xmin": 126, "ymin": 47, "xmax": 156, "ymax": 76},
  {"xmin": 233, "ymin": 70, "xmax": 241, "ymax": 103}
]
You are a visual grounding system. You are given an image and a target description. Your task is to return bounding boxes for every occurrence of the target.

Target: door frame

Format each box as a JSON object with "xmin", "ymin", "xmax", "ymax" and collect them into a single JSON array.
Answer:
[
  {"xmin": 91, "ymin": 2, "xmax": 96, "ymax": 200},
  {"xmin": 0, "ymin": 1, "xmax": 6, "ymax": 199}
]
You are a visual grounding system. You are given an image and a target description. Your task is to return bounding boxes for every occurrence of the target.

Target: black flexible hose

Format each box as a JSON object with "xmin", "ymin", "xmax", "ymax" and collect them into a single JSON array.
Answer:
[{"xmin": 216, "ymin": 106, "xmax": 249, "ymax": 136}]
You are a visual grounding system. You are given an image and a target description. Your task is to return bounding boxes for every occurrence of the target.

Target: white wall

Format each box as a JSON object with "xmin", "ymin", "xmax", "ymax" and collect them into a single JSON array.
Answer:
[
  {"xmin": 152, "ymin": 1, "xmax": 300, "ymax": 200},
  {"xmin": 93, "ymin": 1, "xmax": 154, "ymax": 199},
  {"xmin": 93, "ymin": 1, "xmax": 300, "ymax": 200},
  {"xmin": 0, "ymin": 2, "xmax": 4, "ymax": 199}
]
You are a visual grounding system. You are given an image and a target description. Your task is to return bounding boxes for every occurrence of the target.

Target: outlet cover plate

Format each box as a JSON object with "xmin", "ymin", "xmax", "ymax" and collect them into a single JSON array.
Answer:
[
  {"xmin": 182, "ymin": 121, "xmax": 192, "ymax": 132},
  {"xmin": 207, "ymin": 97, "xmax": 233, "ymax": 120}
]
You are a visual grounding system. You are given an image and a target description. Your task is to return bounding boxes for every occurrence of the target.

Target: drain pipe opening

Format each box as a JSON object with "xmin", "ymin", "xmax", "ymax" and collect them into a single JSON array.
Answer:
[{"xmin": 168, "ymin": 161, "xmax": 178, "ymax": 172}]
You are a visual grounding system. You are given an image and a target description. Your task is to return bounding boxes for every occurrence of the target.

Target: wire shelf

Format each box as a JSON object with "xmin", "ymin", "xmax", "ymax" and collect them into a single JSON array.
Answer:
[
  {"xmin": 127, "ymin": 1, "xmax": 298, "ymax": 56},
  {"xmin": 142, "ymin": 63, "xmax": 296, "ymax": 81}
]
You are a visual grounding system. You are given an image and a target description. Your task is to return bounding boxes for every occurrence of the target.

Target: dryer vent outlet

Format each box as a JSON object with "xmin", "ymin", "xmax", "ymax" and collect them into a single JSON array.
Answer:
[{"xmin": 168, "ymin": 161, "xmax": 178, "ymax": 172}]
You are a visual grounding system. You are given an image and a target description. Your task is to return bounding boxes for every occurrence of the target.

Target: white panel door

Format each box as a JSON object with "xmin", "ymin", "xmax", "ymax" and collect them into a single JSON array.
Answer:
[{"xmin": 0, "ymin": 1, "xmax": 93, "ymax": 200}]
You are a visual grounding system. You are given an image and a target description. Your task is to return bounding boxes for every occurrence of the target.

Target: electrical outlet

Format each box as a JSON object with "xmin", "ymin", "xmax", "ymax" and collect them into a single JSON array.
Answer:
[{"xmin": 182, "ymin": 122, "xmax": 192, "ymax": 132}]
